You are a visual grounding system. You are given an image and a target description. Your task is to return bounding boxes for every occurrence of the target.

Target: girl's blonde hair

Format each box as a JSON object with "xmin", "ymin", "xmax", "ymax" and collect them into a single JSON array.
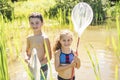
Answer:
[{"xmin": 53, "ymin": 29, "xmax": 73, "ymax": 52}]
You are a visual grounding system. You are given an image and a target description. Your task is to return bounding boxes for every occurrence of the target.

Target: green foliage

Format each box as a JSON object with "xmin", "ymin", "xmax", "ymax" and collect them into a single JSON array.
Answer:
[
  {"xmin": 0, "ymin": 21, "xmax": 9, "ymax": 80},
  {"xmin": 115, "ymin": 14, "xmax": 120, "ymax": 60},
  {"xmin": 79, "ymin": 0, "xmax": 106, "ymax": 25},
  {"xmin": 86, "ymin": 44, "xmax": 101, "ymax": 80},
  {"xmin": 89, "ymin": 0, "xmax": 106, "ymax": 25},
  {"xmin": 106, "ymin": 1, "xmax": 120, "ymax": 21},
  {"xmin": 13, "ymin": 0, "xmax": 55, "ymax": 20},
  {"xmin": 106, "ymin": 1, "xmax": 120, "ymax": 60},
  {"xmin": 0, "ymin": 0, "xmax": 14, "ymax": 21},
  {"xmin": 47, "ymin": 0, "xmax": 106, "ymax": 25},
  {"xmin": 115, "ymin": 65, "xmax": 119, "ymax": 80},
  {"xmin": 46, "ymin": 0, "xmax": 77, "ymax": 24},
  {"xmin": 44, "ymin": 40, "xmax": 53, "ymax": 80}
]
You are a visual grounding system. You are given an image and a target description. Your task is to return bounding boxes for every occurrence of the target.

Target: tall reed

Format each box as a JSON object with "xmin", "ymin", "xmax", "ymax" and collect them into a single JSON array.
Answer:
[
  {"xmin": 115, "ymin": 14, "xmax": 120, "ymax": 60},
  {"xmin": 85, "ymin": 44, "xmax": 101, "ymax": 80},
  {"xmin": 115, "ymin": 65, "xmax": 119, "ymax": 80},
  {"xmin": 110, "ymin": 1, "xmax": 120, "ymax": 61},
  {"xmin": 44, "ymin": 39, "xmax": 53, "ymax": 80},
  {"xmin": 113, "ymin": 3, "xmax": 120, "ymax": 80},
  {"xmin": 0, "ymin": 16, "xmax": 9, "ymax": 80}
]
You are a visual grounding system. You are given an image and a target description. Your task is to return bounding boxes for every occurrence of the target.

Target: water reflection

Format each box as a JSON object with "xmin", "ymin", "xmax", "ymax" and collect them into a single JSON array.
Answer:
[
  {"xmin": 76, "ymin": 49, "xmax": 120, "ymax": 80},
  {"xmin": 97, "ymin": 50, "xmax": 117, "ymax": 80}
]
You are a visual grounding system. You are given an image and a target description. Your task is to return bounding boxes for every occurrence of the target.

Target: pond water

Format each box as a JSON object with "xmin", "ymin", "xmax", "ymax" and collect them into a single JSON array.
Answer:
[{"xmin": 8, "ymin": 27, "xmax": 120, "ymax": 80}]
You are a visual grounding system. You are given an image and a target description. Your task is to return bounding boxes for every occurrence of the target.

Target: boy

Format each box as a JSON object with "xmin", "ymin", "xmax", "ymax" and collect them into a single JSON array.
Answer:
[{"xmin": 25, "ymin": 12, "xmax": 52, "ymax": 80}]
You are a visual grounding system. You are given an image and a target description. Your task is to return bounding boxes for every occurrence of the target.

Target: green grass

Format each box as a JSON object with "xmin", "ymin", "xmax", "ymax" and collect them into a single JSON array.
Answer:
[
  {"xmin": 43, "ymin": 39, "xmax": 53, "ymax": 80},
  {"xmin": 115, "ymin": 14, "xmax": 120, "ymax": 60},
  {"xmin": 85, "ymin": 44, "xmax": 101, "ymax": 80},
  {"xmin": 14, "ymin": 0, "xmax": 55, "ymax": 19},
  {"xmin": 115, "ymin": 64, "xmax": 119, "ymax": 80},
  {"xmin": 0, "ymin": 16, "xmax": 9, "ymax": 80}
]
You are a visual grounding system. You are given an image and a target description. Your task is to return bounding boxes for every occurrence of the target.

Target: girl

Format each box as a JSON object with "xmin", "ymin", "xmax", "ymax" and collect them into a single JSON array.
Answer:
[{"xmin": 53, "ymin": 30, "xmax": 80, "ymax": 80}]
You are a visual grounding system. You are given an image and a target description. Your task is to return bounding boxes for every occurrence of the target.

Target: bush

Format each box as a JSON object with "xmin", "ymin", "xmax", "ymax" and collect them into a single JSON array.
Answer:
[
  {"xmin": 46, "ymin": 0, "xmax": 106, "ymax": 25},
  {"xmin": 90, "ymin": 0, "xmax": 106, "ymax": 25},
  {"xmin": 46, "ymin": 0, "xmax": 77, "ymax": 24},
  {"xmin": 0, "ymin": 0, "xmax": 14, "ymax": 21}
]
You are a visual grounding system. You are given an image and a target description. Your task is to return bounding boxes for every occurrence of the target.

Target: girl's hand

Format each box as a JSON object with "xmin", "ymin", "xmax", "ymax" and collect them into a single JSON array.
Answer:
[
  {"xmin": 71, "ymin": 58, "xmax": 77, "ymax": 67},
  {"xmin": 74, "ymin": 56, "xmax": 80, "ymax": 68},
  {"xmin": 71, "ymin": 62, "xmax": 76, "ymax": 67},
  {"xmin": 74, "ymin": 56, "xmax": 78, "ymax": 62}
]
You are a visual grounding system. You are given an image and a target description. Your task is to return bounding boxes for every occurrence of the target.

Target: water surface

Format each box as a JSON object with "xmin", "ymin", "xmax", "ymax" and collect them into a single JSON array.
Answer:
[{"xmin": 8, "ymin": 27, "xmax": 120, "ymax": 80}]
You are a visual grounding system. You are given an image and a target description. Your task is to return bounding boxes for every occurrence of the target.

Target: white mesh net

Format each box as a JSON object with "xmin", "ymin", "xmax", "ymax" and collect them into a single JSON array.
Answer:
[
  {"xmin": 29, "ymin": 48, "xmax": 40, "ymax": 80},
  {"xmin": 71, "ymin": 2, "xmax": 93, "ymax": 36}
]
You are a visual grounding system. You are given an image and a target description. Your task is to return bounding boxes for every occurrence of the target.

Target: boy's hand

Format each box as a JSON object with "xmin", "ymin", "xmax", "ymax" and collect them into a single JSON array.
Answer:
[
  {"xmin": 25, "ymin": 59, "xmax": 30, "ymax": 63},
  {"xmin": 25, "ymin": 59, "xmax": 28, "ymax": 63},
  {"xmin": 24, "ymin": 55, "xmax": 30, "ymax": 63}
]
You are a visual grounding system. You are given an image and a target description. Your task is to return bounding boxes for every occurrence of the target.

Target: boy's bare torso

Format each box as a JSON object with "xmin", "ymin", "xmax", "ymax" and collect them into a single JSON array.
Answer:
[{"xmin": 28, "ymin": 34, "xmax": 46, "ymax": 64}]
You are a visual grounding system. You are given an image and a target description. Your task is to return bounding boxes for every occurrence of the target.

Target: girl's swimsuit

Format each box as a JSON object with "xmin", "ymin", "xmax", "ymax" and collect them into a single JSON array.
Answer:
[
  {"xmin": 57, "ymin": 75, "xmax": 75, "ymax": 80},
  {"xmin": 58, "ymin": 50, "xmax": 75, "ymax": 80},
  {"xmin": 60, "ymin": 50, "xmax": 74, "ymax": 64}
]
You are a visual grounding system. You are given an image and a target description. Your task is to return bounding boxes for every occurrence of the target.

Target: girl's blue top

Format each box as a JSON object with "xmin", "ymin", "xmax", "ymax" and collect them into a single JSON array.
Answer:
[{"xmin": 60, "ymin": 50, "xmax": 74, "ymax": 64}]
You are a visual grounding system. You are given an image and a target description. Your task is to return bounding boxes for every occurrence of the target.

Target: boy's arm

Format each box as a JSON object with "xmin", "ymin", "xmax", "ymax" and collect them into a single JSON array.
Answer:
[
  {"xmin": 45, "ymin": 38, "xmax": 52, "ymax": 60},
  {"xmin": 25, "ymin": 38, "xmax": 31, "ymax": 63},
  {"xmin": 40, "ymin": 38, "xmax": 52, "ymax": 64}
]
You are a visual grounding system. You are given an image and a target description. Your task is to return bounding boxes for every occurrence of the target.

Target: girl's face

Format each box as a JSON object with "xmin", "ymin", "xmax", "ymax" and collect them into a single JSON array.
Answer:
[
  {"xmin": 60, "ymin": 34, "xmax": 72, "ymax": 49},
  {"xmin": 29, "ymin": 18, "xmax": 43, "ymax": 32}
]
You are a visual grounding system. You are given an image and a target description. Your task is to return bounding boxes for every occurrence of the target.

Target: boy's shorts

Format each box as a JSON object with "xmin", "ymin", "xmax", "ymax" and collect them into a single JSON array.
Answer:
[{"xmin": 40, "ymin": 64, "xmax": 48, "ymax": 80}]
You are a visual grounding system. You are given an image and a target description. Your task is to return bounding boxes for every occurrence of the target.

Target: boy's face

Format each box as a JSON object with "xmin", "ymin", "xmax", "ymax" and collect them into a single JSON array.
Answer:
[{"xmin": 29, "ymin": 18, "xmax": 43, "ymax": 31}]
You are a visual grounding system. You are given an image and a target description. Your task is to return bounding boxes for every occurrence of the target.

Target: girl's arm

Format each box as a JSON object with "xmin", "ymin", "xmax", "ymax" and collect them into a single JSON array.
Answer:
[
  {"xmin": 74, "ymin": 56, "xmax": 81, "ymax": 69},
  {"xmin": 54, "ymin": 50, "xmax": 76, "ymax": 72},
  {"xmin": 73, "ymin": 51, "xmax": 81, "ymax": 69}
]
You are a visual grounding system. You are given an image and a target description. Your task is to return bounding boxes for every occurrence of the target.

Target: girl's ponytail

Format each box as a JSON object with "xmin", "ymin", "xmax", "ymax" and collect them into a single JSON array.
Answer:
[{"xmin": 53, "ymin": 39, "xmax": 61, "ymax": 52}]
